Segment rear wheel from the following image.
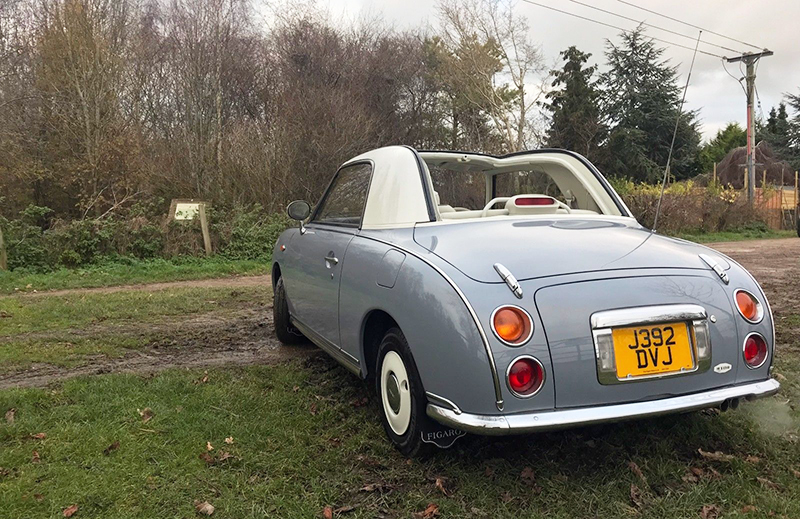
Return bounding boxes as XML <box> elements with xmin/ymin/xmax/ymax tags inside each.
<box><xmin>273</xmin><ymin>277</ymin><xmax>305</xmax><ymax>344</ymax></box>
<box><xmin>375</xmin><ymin>327</ymin><xmax>430</xmax><ymax>457</ymax></box>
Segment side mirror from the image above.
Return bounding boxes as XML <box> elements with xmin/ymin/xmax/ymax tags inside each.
<box><xmin>287</xmin><ymin>200</ymin><xmax>311</xmax><ymax>221</ymax></box>
<box><xmin>287</xmin><ymin>200</ymin><xmax>311</xmax><ymax>235</ymax></box>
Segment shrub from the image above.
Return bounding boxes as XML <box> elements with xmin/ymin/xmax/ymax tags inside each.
<box><xmin>1</xmin><ymin>203</ymin><xmax>291</xmax><ymax>272</ymax></box>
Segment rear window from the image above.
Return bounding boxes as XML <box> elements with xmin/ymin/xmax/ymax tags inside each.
<box><xmin>312</xmin><ymin>163</ymin><xmax>373</xmax><ymax>226</ymax></box>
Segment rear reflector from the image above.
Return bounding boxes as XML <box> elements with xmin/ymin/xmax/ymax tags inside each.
<box><xmin>743</xmin><ymin>333</ymin><xmax>768</xmax><ymax>369</ymax></box>
<box><xmin>507</xmin><ymin>356</ymin><xmax>544</xmax><ymax>397</ymax></box>
<box><xmin>515</xmin><ymin>196</ymin><xmax>556</xmax><ymax>206</ymax></box>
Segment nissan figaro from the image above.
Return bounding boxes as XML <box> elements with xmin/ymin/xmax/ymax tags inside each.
<box><xmin>271</xmin><ymin>145</ymin><xmax>780</xmax><ymax>455</ymax></box>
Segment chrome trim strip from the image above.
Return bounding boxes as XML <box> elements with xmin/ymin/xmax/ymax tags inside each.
<box><xmin>489</xmin><ymin>305</ymin><xmax>534</xmax><ymax>347</ymax></box>
<box><xmin>734</xmin><ymin>289</ymin><xmax>765</xmax><ymax>324</ymax></box>
<box><xmin>699</xmin><ymin>253</ymin><xmax>730</xmax><ymax>284</ymax></box>
<box><xmin>425</xmin><ymin>391</ymin><xmax>462</xmax><ymax>415</ymax></box>
<box><xmin>359</xmin><ymin>236</ymin><xmax>505</xmax><ymax>411</ymax></box>
<box><xmin>591</xmin><ymin>304</ymin><xmax>707</xmax><ymax>329</ymax></box>
<box><xmin>291</xmin><ymin>317</ymin><xmax>361</xmax><ymax>376</ymax></box>
<box><xmin>742</xmin><ymin>332</ymin><xmax>769</xmax><ymax>369</ymax></box>
<box><xmin>426</xmin><ymin>379</ymin><xmax>780</xmax><ymax>435</ymax></box>
<box><xmin>505</xmin><ymin>355</ymin><xmax>545</xmax><ymax>399</ymax></box>
<box><xmin>493</xmin><ymin>263</ymin><xmax>523</xmax><ymax>299</ymax></box>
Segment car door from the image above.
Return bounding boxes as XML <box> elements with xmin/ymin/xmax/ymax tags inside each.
<box><xmin>288</xmin><ymin>162</ymin><xmax>373</xmax><ymax>348</ymax></box>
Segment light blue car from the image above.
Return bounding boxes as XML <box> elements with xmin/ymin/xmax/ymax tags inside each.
<box><xmin>271</xmin><ymin>145</ymin><xmax>779</xmax><ymax>455</ymax></box>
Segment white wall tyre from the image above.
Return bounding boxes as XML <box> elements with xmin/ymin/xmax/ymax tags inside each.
<box><xmin>374</xmin><ymin>327</ymin><xmax>430</xmax><ymax>457</ymax></box>
<box><xmin>380</xmin><ymin>351</ymin><xmax>412</xmax><ymax>435</ymax></box>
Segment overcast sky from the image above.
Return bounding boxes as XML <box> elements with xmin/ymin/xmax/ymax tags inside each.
<box><xmin>320</xmin><ymin>0</ymin><xmax>800</xmax><ymax>142</ymax></box>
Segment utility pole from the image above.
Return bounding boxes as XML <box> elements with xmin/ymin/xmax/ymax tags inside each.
<box><xmin>726</xmin><ymin>50</ymin><xmax>773</xmax><ymax>204</ymax></box>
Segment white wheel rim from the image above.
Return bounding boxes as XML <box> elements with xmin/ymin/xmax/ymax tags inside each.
<box><xmin>380</xmin><ymin>351</ymin><xmax>411</xmax><ymax>436</ymax></box>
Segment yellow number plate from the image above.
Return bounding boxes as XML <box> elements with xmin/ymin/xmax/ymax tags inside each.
<box><xmin>611</xmin><ymin>323</ymin><xmax>694</xmax><ymax>379</ymax></box>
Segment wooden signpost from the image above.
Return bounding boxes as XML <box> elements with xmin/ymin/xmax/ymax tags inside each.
<box><xmin>0</xmin><ymin>225</ymin><xmax>7</xmax><ymax>271</ymax></box>
<box><xmin>169</xmin><ymin>199</ymin><xmax>212</xmax><ymax>256</ymax></box>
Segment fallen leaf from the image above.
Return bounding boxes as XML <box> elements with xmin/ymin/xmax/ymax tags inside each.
<box><xmin>741</xmin><ymin>505</ymin><xmax>758</xmax><ymax>513</ymax></box>
<box><xmin>630</xmin><ymin>483</ymin><xmax>644</xmax><ymax>509</ymax></box>
<box><xmin>31</xmin><ymin>432</ymin><xmax>47</xmax><ymax>440</ymax></box>
<box><xmin>138</xmin><ymin>408</ymin><xmax>154</xmax><ymax>424</ymax></box>
<box><xmin>698</xmin><ymin>448</ymin><xmax>734</xmax><ymax>462</ymax></box>
<box><xmin>700</xmin><ymin>504</ymin><xmax>721</xmax><ymax>519</ymax></box>
<box><xmin>293</xmin><ymin>386</ymin><xmax>300</xmax><ymax>392</ymax></box>
<box><xmin>333</xmin><ymin>505</ymin><xmax>355</xmax><ymax>514</ymax></box>
<box><xmin>757</xmin><ymin>477</ymin><xmax>782</xmax><ymax>491</ymax></box>
<box><xmin>195</xmin><ymin>501</ymin><xmax>215</xmax><ymax>515</ymax></box>
<box><xmin>197</xmin><ymin>371</ymin><xmax>209</xmax><ymax>384</ymax></box>
<box><xmin>217</xmin><ymin>451</ymin><xmax>233</xmax><ymax>462</ymax></box>
<box><xmin>224</xmin><ymin>436</ymin><xmax>234</xmax><ymax>444</ymax></box>
<box><xmin>352</xmin><ymin>397</ymin><xmax>368</xmax><ymax>407</ymax></box>
<box><xmin>413</xmin><ymin>503</ymin><xmax>439</xmax><ymax>519</ymax></box>
<box><xmin>682</xmin><ymin>471</ymin><xmax>699</xmax><ymax>483</ymax></box>
<box><xmin>206</xmin><ymin>441</ymin><xmax>214</xmax><ymax>451</ymax></box>
<box><xmin>520</xmin><ymin>466</ymin><xmax>536</xmax><ymax>486</ymax></box>
<box><xmin>34</xmin><ymin>493</ymin><xmax>44</xmax><ymax>502</ymax></box>
<box><xmin>310</xmin><ymin>402</ymin><xmax>318</xmax><ymax>416</ymax></box>
<box><xmin>435</xmin><ymin>477</ymin><xmax>450</xmax><ymax>497</ymax></box>
<box><xmin>584</xmin><ymin>439</ymin><xmax>596</xmax><ymax>448</ymax></box>
<box><xmin>484</xmin><ymin>466</ymin><xmax>495</xmax><ymax>478</ymax></box>
<box><xmin>500</xmin><ymin>491</ymin><xmax>513</xmax><ymax>503</ymax></box>
<box><xmin>629</xmin><ymin>461</ymin><xmax>647</xmax><ymax>484</ymax></box>
<box><xmin>4</xmin><ymin>408</ymin><xmax>15</xmax><ymax>424</ymax></box>
<box><xmin>774</xmin><ymin>372</ymin><xmax>786</xmax><ymax>382</ymax></box>
<box><xmin>322</xmin><ymin>506</ymin><xmax>333</xmax><ymax>519</ymax></box>
<box><xmin>745</xmin><ymin>455</ymin><xmax>761</xmax><ymax>464</ymax></box>
<box><xmin>103</xmin><ymin>441</ymin><xmax>120</xmax><ymax>455</ymax></box>
<box><xmin>199</xmin><ymin>452</ymin><xmax>215</xmax><ymax>465</ymax></box>
<box><xmin>792</xmin><ymin>469</ymin><xmax>800</xmax><ymax>479</ymax></box>
<box><xmin>62</xmin><ymin>504</ymin><xmax>78</xmax><ymax>517</ymax></box>
<box><xmin>360</xmin><ymin>483</ymin><xmax>382</xmax><ymax>492</ymax></box>
<box><xmin>32</xmin><ymin>450</ymin><xmax>41</xmax><ymax>463</ymax></box>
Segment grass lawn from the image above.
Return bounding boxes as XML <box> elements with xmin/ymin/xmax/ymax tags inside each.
<box><xmin>1</xmin><ymin>359</ymin><xmax>798</xmax><ymax>519</ymax></box>
<box><xmin>674</xmin><ymin>229</ymin><xmax>796</xmax><ymax>244</ymax></box>
<box><xmin>0</xmin><ymin>257</ymin><xmax>269</xmax><ymax>295</ymax></box>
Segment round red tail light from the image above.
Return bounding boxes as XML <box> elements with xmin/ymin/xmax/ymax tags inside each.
<box><xmin>507</xmin><ymin>357</ymin><xmax>544</xmax><ymax>397</ymax></box>
<box><xmin>743</xmin><ymin>333</ymin><xmax>768</xmax><ymax>369</ymax></box>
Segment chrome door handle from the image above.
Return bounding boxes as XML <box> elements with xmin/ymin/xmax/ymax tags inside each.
<box><xmin>324</xmin><ymin>255</ymin><xmax>339</xmax><ymax>265</ymax></box>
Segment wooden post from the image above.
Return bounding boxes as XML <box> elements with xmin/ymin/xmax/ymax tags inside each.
<box><xmin>0</xmin><ymin>225</ymin><xmax>7</xmax><ymax>271</ymax></box>
<box><xmin>198</xmin><ymin>203</ymin><xmax>212</xmax><ymax>257</ymax></box>
<box><xmin>796</xmin><ymin>171</ymin><xmax>799</xmax><ymax>196</ymax></box>
<box><xmin>762</xmin><ymin>169</ymin><xmax>767</xmax><ymax>188</ymax></box>
<box><xmin>712</xmin><ymin>162</ymin><xmax>717</xmax><ymax>184</ymax></box>
<box><xmin>744</xmin><ymin>168</ymin><xmax>748</xmax><ymax>191</ymax></box>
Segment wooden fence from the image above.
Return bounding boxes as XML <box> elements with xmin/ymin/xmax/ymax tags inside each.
<box><xmin>713</xmin><ymin>165</ymin><xmax>799</xmax><ymax>230</ymax></box>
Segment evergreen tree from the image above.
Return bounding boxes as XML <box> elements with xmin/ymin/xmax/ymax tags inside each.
<box><xmin>699</xmin><ymin>123</ymin><xmax>746</xmax><ymax>173</ymax></box>
<box><xmin>759</xmin><ymin>102</ymin><xmax>795</xmax><ymax>167</ymax></box>
<box><xmin>545</xmin><ymin>46</ymin><xmax>604</xmax><ymax>161</ymax></box>
<box><xmin>598</xmin><ymin>27</ymin><xmax>702</xmax><ymax>182</ymax></box>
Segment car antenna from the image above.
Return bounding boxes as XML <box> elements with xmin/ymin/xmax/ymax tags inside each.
<box><xmin>652</xmin><ymin>31</ymin><xmax>702</xmax><ymax>233</ymax></box>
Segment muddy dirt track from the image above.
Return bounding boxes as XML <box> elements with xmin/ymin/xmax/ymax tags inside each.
<box><xmin>2</xmin><ymin>237</ymin><xmax>799</xmax><ymax>389</ymax></box>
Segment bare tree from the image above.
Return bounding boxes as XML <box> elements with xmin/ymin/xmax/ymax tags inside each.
<box><xmin>437</xmin><ymin>0</ymin><xmax>545</xmax><ymax>152</ymax></box>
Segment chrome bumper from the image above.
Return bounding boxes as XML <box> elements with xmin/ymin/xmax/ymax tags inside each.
<box><xmin>426</xmin><ymin>379</ymin><xmax>780</xmax><ymax>436</ymax></box>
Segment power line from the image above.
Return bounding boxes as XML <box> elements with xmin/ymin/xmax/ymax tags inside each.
<box><xmin>520</xmin><ymin>0</ymin><xmax>724</xmax><ymax>58</ymax></box>
<box><xmin>614</xmin><ymin>0</ymin><xmax>764</xmax><ymax>52</ymax></box>
<box><xmin>564</xmin><ymin>0</ymin><xmax>742</xmax><ymax>54</ymax></box>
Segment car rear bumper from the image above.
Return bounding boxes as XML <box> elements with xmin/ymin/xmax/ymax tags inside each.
<box><xmin>426</xmin><ymin>378</ymin><xmax>780</xmax><ymax>436</ymax></box>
